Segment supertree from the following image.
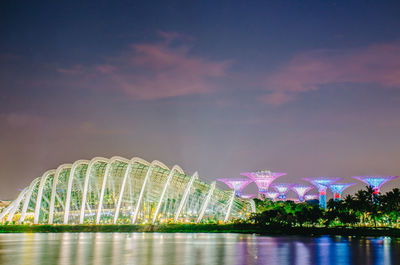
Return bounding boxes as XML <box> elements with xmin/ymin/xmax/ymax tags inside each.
<box><xmin>291</xmin><ymin>184</ymin><xmax>314</xmax><ymax>202</ymax></box>
<box><xmin>304</xmin><ymin>177</ymin><xmax>343</xmax><ymax>209</ymax></box>
<box><xmin>352</xmin><ymin>176</ymin><xmax>398</xmax><ymax>195</ymax></box>
<box><xmin>304</xmin><ymin>194</ymin><xmax>319</xmax><ymax>201</ymax></box>
<box><xmin>263</xmin><ymin>191</ymin><xmax>279</xmax><ymax>201</ymax></box>
<box><xmin>328</xmin><ymin>183</ymin><xmax>356</xmax><ymax>201</ymax></box>
<box><xmin>240</xmin><ymin>170</ymin><xmax>286</xmax><ymax>194</ymax></box>
<box><xmin>240</xmin><ymin>194</ymin><xmax>257</xmax><ymax>199</ymax></box>
<box><xmin>271</xmin><ymin>183</ymin><xmax>293</xmax><ymax>200</ymax></box>
<box><xmin>217</xmin><ymin>178</ymin><xmax>253</xmax><ymax>196</ymax></box>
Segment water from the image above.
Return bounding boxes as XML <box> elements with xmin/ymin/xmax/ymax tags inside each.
<box><xmin>0</xmin><ymin>233</ymin><xmax>399</xmax><ymax>265</ymax></box>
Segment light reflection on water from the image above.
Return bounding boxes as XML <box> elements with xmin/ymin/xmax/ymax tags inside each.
<box><xmin>0</xmin><ymin>233</ymin><xmax>399</xmax><ymax>265</ymax></box>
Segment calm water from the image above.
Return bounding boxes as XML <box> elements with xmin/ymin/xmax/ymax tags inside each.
<box><xmin>0</xmin><ymin>233</ymin><xmax>399</xmax><ymax>265</ymax></box>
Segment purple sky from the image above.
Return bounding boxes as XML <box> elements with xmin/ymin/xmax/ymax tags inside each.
<box><xmin>1</xmin><ymin>1</ymin><xmax>400</xmax><ymax>199</ymax></box>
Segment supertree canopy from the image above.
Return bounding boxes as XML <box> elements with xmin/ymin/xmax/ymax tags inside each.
<box><xmin>271</xmin><ymin>183</ymin><xmax>292</xmax><ymax>200</ymax></box>
<box><xmin>240</xmin><ymin>194</ymin><xmax>257</xmax><ymax>199</ymax></box>
<box><xmin>304</xmin><ymin>194</ymin><xmax>319</xmax><ymax>201</ymax></box>
<box><xmin>217</xmin><ymin>178</ymin><xmax>253</xmax><ymax>196</ymax></box>
<box><xmin>328</xmin><ymin>183</ymin><xmax>356</xmax><ymax>200</ymax></box>
<box><xmin>240</xmin><ymin>170</ymin><xmax>286</xmax><ymax>193</ymax></box>
<box><xmin>352</xmin><ymin>176</ymin><xmax>398</xmax><ymax>194</ymax></box>
<box><xmin>0</xmin><ymin>156</ymin><xmax>254</xmax><ymax>225</ymax></box>
<box><xmin>291</xmin><ymin>185</ymin><xmax>314</xmax><ymax>202</ymax></box>
<box><xmin>263</xmin><ymin>191</ymin><xmax>279</xmax><ymax>201</ymax></box>
<box><xmin>304</xmin><ymin>177</ymin><xmax>343</xmax><ymax>209</ymax></box>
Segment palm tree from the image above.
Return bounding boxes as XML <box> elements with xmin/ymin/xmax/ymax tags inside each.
<box><xmin>353</xmin><ymin>186</ymin><xmax>379</xmax><ymax>226</ymax></box>
<box><xmin>381</xmin><ymin>188</ymin><xmax>400</xmax><ymax>227</ymax></box>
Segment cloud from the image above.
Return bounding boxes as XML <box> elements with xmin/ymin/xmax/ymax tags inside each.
<box><xmin>157</xmin><ymin>31</ymin><xmax>181</xmax><ymax>42</ymax></box>
<box><xmin>1</xmin><ymin>113</ymin><xmax>46</xmax><ymax>128</ymax></box>
<box><xmin>56</xmin><ymin>65</ymin><xmax>85</xmax><ymax>75</ymax></box>
<box><xmin>57</xmin><ymin>32</ymin><xmax>230</xmax><ymax>101</ymax></box>
<box><xmin>262</xmin><ymin>42</ymin><xmax>400</xmax><ymax>105</ymax></box>
<box><xmin>113</xmin><ymin>43</ymin><xmax>229</xmax><ymax>100</ymax></box>
<box><xmin>258</xmin><ymin>91</ymin><xmax>295</xmax><ymax>106</ymax></box>
<box><xmin>78</xmin><ymin>121</ymin><xmax>129</xmax><ymax>135</ymax></box>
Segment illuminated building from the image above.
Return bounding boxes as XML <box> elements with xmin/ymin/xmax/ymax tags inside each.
<box><xmin>304</xmin><ymin>177</ymin><xmax>343</xmax><ymax>209</ymax></box>
<box><xmin>271</xmin><ymin>183</ymin><xmax>292</xmax><ymax>200</ymax></box>
<box><xmin>0</xmin><ymin>156</ymin><xmax>253</xmax><ymax>225</ymax></box>
<box><xmin>217</xmin><ymin>178</ymin><xmax>253</xmax><ymax>196</ymax></box>
<box><xmin>352</xmin><ymin>176</ymin><xmax>398</xmax><ymax>195</ymax></box>
<box><xmin>328</xmin><ymin>183</ymin><xmax>356</xmax><ymax>201</ymax></box>
<box><xmin>291</xmin><ymin>185</ymin><xmax>314</xmax><ymax>202</ymax></box>
<box><xmin>240</xmin><ymin>170</ymin><xmax>286</xmax><ymax>193</ymax></box>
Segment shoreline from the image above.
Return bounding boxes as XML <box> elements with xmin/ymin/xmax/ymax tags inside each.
<box><xmin>1</xmin><ymin>224</ymin><xmax>400</xmax><ymax>237</ymax></box>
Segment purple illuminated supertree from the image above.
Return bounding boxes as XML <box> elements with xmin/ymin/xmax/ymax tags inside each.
<box><xmin>352</xmin><ymin>176</ymin><xmax>398</xmax><ymax>195</ymax></box>
<box><xmin>304</xmin><ymin>177</ymin><xmax>343</xmax><ymax>209</ymax></box>
<box><xmin>263</xmin><ymin>191</ymin><xmax>279</xmax><ymax>201</ymax></box>
<box><xmin>240</xmin><ymin>170</ymin><xmax>286</xmax><ymax>193</ymax></box>
<box><xmin>304</xmin><ymin>194</ymin><xmax>319</xmax><ymax>201</ymax></box>
<box><xmin>291</xmin><ymin>185</ymin><xmax>314</xmax><ymax>202</ymax></box>
<box><xmin>240</xmin><ymin>194</ymin><xmax>257</xmax><ymax>199</ymax></box>
<box><xmin>328</xmin><ymin>183</ymin><xmax>356</xmax><ymax>201</ymax></box>
<box><xmin>271</xmin><ymin>183</ymin><xmax>293</xmax><ymax>200</ymax></box>
<box><xmin>217</xmin><ymin>178</ymin><xmax>253</xmax><ymax>196</ymax></box>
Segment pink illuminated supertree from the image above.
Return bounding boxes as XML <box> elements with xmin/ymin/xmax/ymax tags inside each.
<box><xmin>328</xmin><ymin>183</ymin><xmax>356</xmax><ymax>201</ymax></box>
<box><xmin>304</xmin><ymin>194</ymin><xmax>319</xmax><ymax>201</ymax></box>
<box><xmin>263</xmin><ymin>191</ymin><xmax>279</xmax><ymax>201</ymax></box>
<box><xmin>240</xmin><ymin>194</ymin><xmax>257</xmax><ymax>199</ymax></box>
<box><xmin>240</xmin><ymin>170</ymin><xmax>286</xmax><ymax>193</ymax></box>
<box><xmin>271</xmin><ymin>183</ymin><xmax>293</xmax><ymax>200</ymax></box>
<box><xmin>291</xmin><ymin>184</ymin><xmax>314</xmax><ymax>202</ymax></box>
<box><xmin>352</xmin><ymin>176</ymin><xmax>398</xmax><ymax>195</ymax></box>
<box><xmin>304</xmin><ymin>177</ymin><xmax>343</xmax><ymax>209</ymax></box>
<box><xmin>217</xmin><ymin>178</ymin><xmax>253</xmax><ymax>196</ymax></box>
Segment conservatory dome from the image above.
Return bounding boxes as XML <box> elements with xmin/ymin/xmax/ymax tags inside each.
<box><xmin>0</xmin><ymin>156</ymin><xmax>253</xmax><ymax>225</ymax></box>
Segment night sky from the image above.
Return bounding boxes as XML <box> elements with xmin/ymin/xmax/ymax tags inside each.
<box><xmin>1</xmin><ymin>0</ymin><xmax>400</xmax><ymax>199</ymax></box>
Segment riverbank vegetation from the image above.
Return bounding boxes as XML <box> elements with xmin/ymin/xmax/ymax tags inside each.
<box><xmin>1</xmin><ymin>223</ymin><xmax>400</xmax><ymax>237</ymax></box>
<box><xmin>250</xmin><ymin>186</ymin><xmax>400</xmax><ymax>229</ymax></box>
<box><xmin>1</xmin><ymin>186</ymin><xmax>400</xmax><ymax>237</ymax></box>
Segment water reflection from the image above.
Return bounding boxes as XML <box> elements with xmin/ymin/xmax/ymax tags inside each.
<box><xmin>0</xmin><ymin>233</ymin><xmax>399</xmax><ymax>265</ymax></box>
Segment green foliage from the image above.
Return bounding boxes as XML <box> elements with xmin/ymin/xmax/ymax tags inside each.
<box><xmin>250</xmin><ymin>200</ymin><xmax>322</xmax><ymax>227</ymax></box>
<box><xmin>249</xmin><ymin>186</ymin><xmax>400</xmax><ymax>229</ymax></box>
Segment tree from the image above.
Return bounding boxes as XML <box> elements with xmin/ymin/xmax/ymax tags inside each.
<box><xmin>380</xmin><ymin>188</ymin><xmax>400</xmax><ymax>227</ymax></box>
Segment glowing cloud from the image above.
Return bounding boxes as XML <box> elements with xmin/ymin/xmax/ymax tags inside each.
<box><xmin>262</xmin><ymin>42</ymin><xmax>400</xmax><ymax>105</ymax></box>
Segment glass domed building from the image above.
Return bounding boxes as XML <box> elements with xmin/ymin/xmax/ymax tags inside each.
<box><xmin>0</xmin><ymin>156</ymin><xmax>254</xmax><ymax>225</ymax></box>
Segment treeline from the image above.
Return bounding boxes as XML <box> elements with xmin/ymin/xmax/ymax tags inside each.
<box><xmin>249</xmin><ymin>186</ymin><xmax>400</xmax><ymax>228</ymax></box>
<box><xmin>0</xmin><ymin>224</ymin><xmax>259</xmax><ymax>234</ymax></box>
